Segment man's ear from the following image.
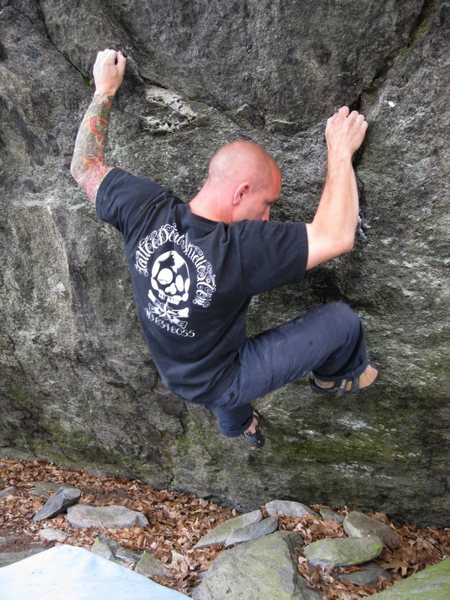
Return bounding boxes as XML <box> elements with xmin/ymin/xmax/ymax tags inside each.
<box><xmin>232</xmin><ymin>182</ymin><xmax>250</xmax><ymax>206</ymax></box>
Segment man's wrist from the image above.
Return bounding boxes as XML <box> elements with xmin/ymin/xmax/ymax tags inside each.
<box><xmin>94</xmin><ymin>90</ymin><xmax>115</xmax><ymax>99</ymax></box>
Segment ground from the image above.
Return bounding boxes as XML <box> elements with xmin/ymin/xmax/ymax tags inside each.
<box><xmin>0</xmin><ymin>458</ymin><xmax>448</xmax><ymax>598</ymax></box>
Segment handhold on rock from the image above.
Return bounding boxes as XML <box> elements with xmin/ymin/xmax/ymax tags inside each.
<box><xmin>33</xmin><ymin>487</ymin><xmax>81</xmax><ymax>522</ymax></box>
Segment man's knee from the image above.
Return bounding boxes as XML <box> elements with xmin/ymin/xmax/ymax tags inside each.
<box><xmin>326</xmin><ymin>301</ymin><xmax>362</xmax><ymax>337</ymax></box>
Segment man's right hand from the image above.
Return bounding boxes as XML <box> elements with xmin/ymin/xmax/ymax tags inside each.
<box><xmin>325</xmin><ymin>106</ymin><xmax>368</xmax><ymax>160</ymax></box>
<box><xmin>93</xmin><ymin>49</ymin><xmax>126</xmax><ymax>97</ymax></box>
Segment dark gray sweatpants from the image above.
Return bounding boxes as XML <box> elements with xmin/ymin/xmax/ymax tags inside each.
<box><xmin>206</xmin><ymin>302</ymin><xmax>369</xmax><ymax>437</ymax></box>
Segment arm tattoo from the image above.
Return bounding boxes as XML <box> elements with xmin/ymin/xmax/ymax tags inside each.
<box><xmin>71</xmin><ymin>93</ymin><xmax>114</xmax><ymax>203</ymax></box>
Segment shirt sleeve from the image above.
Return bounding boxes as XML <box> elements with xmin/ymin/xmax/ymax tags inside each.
<box><xmin>238</xmin><ymin>220</ymin><xmax>309</xmax><ymax>296</ymax></box>
<box><xmin>95</xmin><ymin>168</ymin><xmax>167</xmax><ymax>237</ymax></box>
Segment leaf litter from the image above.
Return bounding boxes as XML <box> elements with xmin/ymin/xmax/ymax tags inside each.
<box><xmin>0</xmin><ymin>458</ymin><xmax>448</xmax><ymax>598</ymax></box>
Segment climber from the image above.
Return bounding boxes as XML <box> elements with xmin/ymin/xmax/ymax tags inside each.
<box><xmin>71</xmin><ymin>49</ymin><xmax>379</xmax><ymax>449</ymax></box>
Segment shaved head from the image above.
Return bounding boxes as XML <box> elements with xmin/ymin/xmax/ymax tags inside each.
<box><xmin>190</xmin><ymin>139</ymin><xmax>282</xmax><ymax>223</ymax></box>
<box><xmin>207</xmin><ymin>140</ymin><xmax>278</xmax><ymax>191</ymax></box>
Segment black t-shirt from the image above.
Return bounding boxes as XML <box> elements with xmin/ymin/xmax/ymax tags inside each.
<box><xmin>96</xmin><ymin>168</ymin><xmax>309</xmax><ymax>403</ymax></box>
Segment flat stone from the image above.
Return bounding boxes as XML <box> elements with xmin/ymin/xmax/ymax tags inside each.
<box><xmin>91</xmin><ymin>538</ymin><xmax>115</xmax><ymax>561</ymax></box>
<box><xmin>225</xmin><ymin>517</ymin><xmax>279</xmax><ymax>547</ymax></box>
<box><xmin>265</xmin><ymin>500</ymin><xmax>317</xmax><ymax>517</ymax></box>
<box><xmin>0</xmin><ymin>548</ymin><xmax>47</xmax><ymax>568</ymax></box>
<box><xmin>193</xmin><ymin>531</ymin><xmax>319</xmax><ymax>600</ymax></box>
<box><xmin>39</xmin><ymin>528</ymin><xmax>69</xmax><ymax>543</ymax></box>
<box><xmin>194</xmin><ymin>510</ymin><xmax>262</xmax><ymax>549</ymax></box>
<box><xmin>370</xmin><ymin>558</ymin><xmax>450</xmax><ymax>599</ymax></box>
<box><xmin>339</xmin><ymin>562</ymin><xmax>392</xmax><ymax>587</ymax></box>
<box><xmin>33</xmin><ymin>486</ymin><xmax>81</xmax><ymax>521</ymax></box>
<box><xmin>344</xmin><ymin>511</ymin><xmax>401</xmax><ymax>549</ymax></box>
<box><xmin>0</xmin><ymin>486</ymin><xmax>16</xmax><ymax>500</ymax></box>
<box><xmin>135</xmin><ymin>551</ymin><xmax>172</xmax><ymax>579</ymax></box>
<box><xmin>304</xmin><ymin>535</ymin><xmax>383</xmax><ymax>568</ymax></box>
<box><xmin>30</xmin><ymin>482</ymin><xmax>67</xmax><ymax>497</ymax></box>
<box><xmin>92</xmin><ymin>534</ymin><xmax>141</xmax><ymax>565</ymax></box>
<box><xmin>0</xmin><ymin>536</ymin><xmax>20</xmax><ymax>547</ymax></box>
<box><xmin>66</xmin><ymin>504</ymin><xmax>149</xmax><ymax>529</ymax></box>
<box><xmin>319</xmin><ymin>508</ymin><xmax>345</xmax><ymax>524</ymax></box>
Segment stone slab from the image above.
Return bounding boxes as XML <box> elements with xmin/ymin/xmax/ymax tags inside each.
<box><xmin>344</xmin><ymin>511</ymin><xmax>401</xmax><ymax>549</ymax></box>
<box><xmin>225</xmin><ymin>516</ymin><xmax>278</xmax><ymax>547</ymax></box>
<box><xmin>265</xmin><ymin>500</ymin><xmax>317</xmax><ymax>518</ymax></box>
<box><xmin>66</xmin><ymin>504</ymin><xmax>149</xmax><ymax>529</ymax></box>
<box><xmin>304</xmin><ymin>535</ymin><xmax>383</xmax><ymax>568</ymax></box>
<box><xmin>194</xmin><ymin>510</ymin><xmax>262</xmax><ymax>548</ymax></box>
<box><xmin>33</xmin><ymin>486</ymin><xmax>81</xmax><ymax>521</ymax></box>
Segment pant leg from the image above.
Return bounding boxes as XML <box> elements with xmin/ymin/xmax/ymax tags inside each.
<box><xmin>209</xmin><ymin>302</ymin><xmax>369</xmax><ymax>437</ymax></box>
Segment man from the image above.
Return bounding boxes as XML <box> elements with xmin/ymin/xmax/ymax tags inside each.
<box><xmin>71</xmin><ymin>49</ymin><xmax>379</xmax><ymax>448</ymax></box>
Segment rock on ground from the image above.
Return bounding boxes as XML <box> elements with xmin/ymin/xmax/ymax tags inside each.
<box><xmin>33</xmin><ymin>486</ymin><xmax>81</xmax><ymax>521</ymax></box>
<box><xmin>135</xmin><ymin>551</ymin><xmax>172</xmax><ymax>579</ymax></box>
<box><xmin>66</xmin><ymin>504</ymin><xmax>149</xmax><ymax>528</ymax></box>
<box><xmin>192</xmin><ymin>531</ymin><xmax>319</xmax><ymax>600</ymax></box>
<box><xmin>225</xmin><ymin>516</ymin><xmax>278</xmax><ymax>547</ymax></box>
<box><xmin>370</xmin><ymin>558</ymin><xmax>450</xmax><ymax>599</ymax></box>
<box><xmin>304</xmin><ymin>535</ymin><xmax>383</xmax><ymax>568</ymax></box>
<box><xmin>194</xmin><ymin>510</ymin><xmax>262</xmax><ymax>548</ymax></box>
<box><xmin>265</xmin><ymin>500</ymin><xmax>317</xmax><ymax>518</ymax></box>
<box><xmin>343</xmin><ymin>511</ymin><xmax>401</xmax><ymax>549</ymax></box>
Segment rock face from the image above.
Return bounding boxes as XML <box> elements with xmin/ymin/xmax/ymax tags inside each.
<box><xmin>0</xmin><ymin>1</ymin><xmax>448</xmax><ymax>526</ymax></box>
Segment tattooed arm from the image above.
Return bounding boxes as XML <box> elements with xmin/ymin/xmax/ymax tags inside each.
<box><xmin>71</xmin><ymin>49</ymin><xmax>126</xmax><ymax>203</ymax></box>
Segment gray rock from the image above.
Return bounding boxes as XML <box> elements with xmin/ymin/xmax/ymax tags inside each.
<box><xmin>0</xmin><ymin>0</ymin><xmax>447</xmax><ymax>528</ymax></box>
<box><xmin>225</xmin><ymin>516</ymin><xmax>279</xmax><ymax>547</ymax></box>
<box><xmin>39</xmin><ymin>528</ymin><xmax>69</xmax><ymax>543</ymax></box>
<box><xmin>344</xmin><ymin>511</ymin><xmax>401</xmax><ymax>549</ymax></box>
<box><xmin>193</xmin><ymin>531</ymin><xmax>319</xmax><ymax>600</ymax></box>
<box><xmin>91</xmin><ymin>538</ymin><xmax>116</xmax><ymax>561</ymax></box>
<box><xmin>0</xmin><ymin>486</ymin><xmax>16</xmax><ymax>500</ymax></box>
<box><xmin>66</xmin><ymin>504</ymin><xmax>149</xmax><ymax>529</ymax></box>
<box><xmin>92</xmin><ymin>534</ymin><xmax>141</xmax><ymax>565</ymax></box>
<box><xmin>135</xmin><ymin>551</ymin><xmax>172</xmax><ymax>579</ymax></box>
<box><xmin>319</xmin><ymin>509</ymin><xmax>345</xmax><ymax>524</ymax></box>
<box><xmin>339</xmin><ymin>562</ymin><xmax>392</xmax><ymax>587</ymax></box>
<box><xmin>370</xmin><ymin>558</ymin><xmax>450</xmax><ymax>599</ymax></box>
<box><xmin>0</xmin><ymin>548</ymin><xmax>47</xmax><ymax>568</ymax></box>
<box><xmin>265</xmin><ymin>500</ymin><xmax>317</xmax><ymax>518</ymax></box>
<box><xmin>30</xmin><ymin>482</ymin><xmax>67</xmax><ymax>497</ymax></box>
<box><xmin>304</xmin><ymin>535</ymin><xmax>383</xmax><ymax>568</ymax></box>
<box><xmin>33</xmin><ymin>486</ymin><xmax>81</xmax><ymax>521</ymax></box>
<box><xmin>194</xmin><ymin>510</ymin><xmax>262</xmax><ymax>549</ymax></box>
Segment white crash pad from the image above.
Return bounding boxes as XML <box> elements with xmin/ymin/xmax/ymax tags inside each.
<box><xmin>0</xmin><ymin>544</ymin><xmax>189</xmax><ymax>600</ymax></box>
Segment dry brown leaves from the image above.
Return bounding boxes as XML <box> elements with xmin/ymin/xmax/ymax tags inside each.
<box><xmin>0</xmin><ymin>458</ymin><xmax>448</xmax><ymax>598</ymax></box>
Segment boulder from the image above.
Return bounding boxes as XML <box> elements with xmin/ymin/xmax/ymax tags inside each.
<box><xmin>66</xmin><ymin>504</ymin><xmax>148</xmax><ymax>528</ymax></box>
<box><xmin>304</xmin><ymin>535</ymin><xmax>383</xmax><ymax>568</ymax></box>
<box><xmin>0</xmin><ymin>0</ymin><xmax>447</xmax><ymax>527</ymax></box>
<box><xmin>343</xmin><ymin>511</ymin><xmax>401</xmax><ymax>549</ymax></box>
<box><xmin>193</xmin><ymin>531</ymin><xmax>319</xmax><ymax>600</ymax></box>
<box><xmin>370</xmin><ymin>558</ymin><xmax>450</xmax><ymax>599</ymax></box>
